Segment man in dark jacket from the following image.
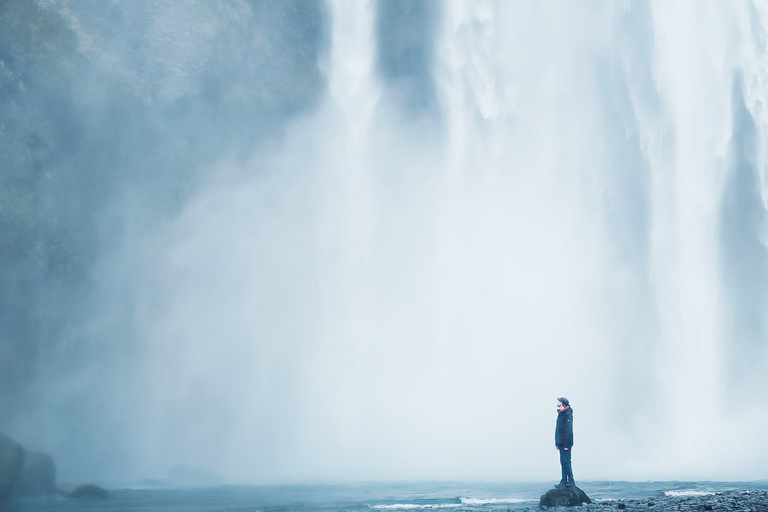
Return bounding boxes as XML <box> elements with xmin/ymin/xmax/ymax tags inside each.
<box><xmin>554</xmin><ymin>397</ymin><xmax>574</xmax><ymax>488</ymax></box>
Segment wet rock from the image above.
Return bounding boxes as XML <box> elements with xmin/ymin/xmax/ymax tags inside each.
<box><xmin>15</xmin><ymin>451</ymin><xmax>55</xmax><ymax>496</ymax></box>
<box><xmin>540</xmin><ymin>486</ymin><xmax>593</xmax><ymax>507</ymax></box>
<box><xmin>0</xmin><ymin>434</ymin><xmax>23</xmax><ymax>501</ymax></box>
<box><xmin>517</xmin><ymin>490</ymin><xmax>768</xmax><ymax>512</ymax></box>
<box><xmin>67</xmin><ymin>484</ymin><xmax>110</xmax><ymax>499</ymax></box>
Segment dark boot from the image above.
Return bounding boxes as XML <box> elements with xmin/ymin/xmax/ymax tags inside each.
<box><xmin>565</xmin><ymin>480</ymin><xmax>575</xmax><ymax>487</ymax></box>
<box><xmin>555</xmin><ymin>481</ymin><xmax>566</xmax><ymax>489</ymax></box>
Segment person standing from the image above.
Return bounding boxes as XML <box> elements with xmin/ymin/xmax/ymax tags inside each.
<box><xmin>554</xmin><ymin>397</ymin><xmax>574</xmax><ymax>488</ymax></box>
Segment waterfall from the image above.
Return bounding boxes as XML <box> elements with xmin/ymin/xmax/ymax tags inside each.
<box><xmin>437</xmin><ymin>1</ymin><xmax>768</xmax><ymax>478</ymax></box>
<box><xmin>120</xmin><ymin>0</ymin><xmax>768</xmax><ymax>482</ymax></box>
<box><xmin>5</xmin><ymin>0</ymin><xmax>768</xmax><ymax>484</ymax></box>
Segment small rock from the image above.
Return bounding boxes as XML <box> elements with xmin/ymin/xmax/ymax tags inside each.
<box><xmin>67</xmin><ymin>484</ymin><xmax>109</xmax><ymax>499</ymax></box>
<box><xmin>540</xmin><ymin>486</ymin><xmax>592</xmax><ymax>507</ymax></box>
<box><xmin>618</xmin><ymin>504</ymin><xmax>626</xmax><ymax>510</ymax></box>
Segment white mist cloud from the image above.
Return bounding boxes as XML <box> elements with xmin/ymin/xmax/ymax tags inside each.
<box><xmin>103</xmin><ymin>1</ymin><xmax>621</xmax><ymax>483</ymax></box>
<box><xmin>28</xmin><ymin>0</ymin><xmax>768</xmax><ymax>484</ymax></box>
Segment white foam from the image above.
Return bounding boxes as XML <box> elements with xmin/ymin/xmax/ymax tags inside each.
<box><xmin>460</xmin><ymin>497</ymin><xmax>528</xmax><ymax>505</ymax></box>
<box><xmin>664</xmin><ymin>491</ymin><xmax>714</xmax><ymax>497</ymax></box>
<box><xmin>369</xmin><ymin>505</ymin><xmax>462</xmax><ymax>510</ymax></box>
<box><xmin>369</xmin><ymin>497</ymin><xmax>532</xmax><ymax>509</ymax></box>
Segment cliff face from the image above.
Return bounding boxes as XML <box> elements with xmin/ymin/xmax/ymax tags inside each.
<box><xmin>0</xmin><ymin>0</ymin><xmax>328</xmax><ymax>406</ymax></box>
<box><xmin>0</xmin><ymin>434</ymin><xmax>23</xmax><ymax>501</ymax></box>
<box><xmin>0</xmin><ymin>434</ymin><xmax>57</xmax><ymax>501</ymax></box>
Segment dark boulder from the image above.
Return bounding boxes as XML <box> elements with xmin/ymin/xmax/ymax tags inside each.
<box><xmin>540</xmin><ymin>486</ymin><xmax>592</xmax><ymax>507</ymax></box>
<box><xmin>67</xmin><ymin>484</ymin><xmax>110</xmax><ymax>499</ymax></box>
<box><xmin>0</xmin><ymin>434</ymin><xmax>23</xmax><ymax>501</ymax></box>
<box><xmin>15</xmin><ymin>451</ymin><xmax>56</xmax><ymax>496</ymax></box>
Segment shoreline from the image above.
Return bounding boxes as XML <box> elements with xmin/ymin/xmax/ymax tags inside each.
<box><xmin>3</xmin><ymin>481</ymin><xmax>767</xmax><ymax>511</ymax></box>
<box><xmin>531</xmin><ymin>489</ymin><xmax>768</xmax><ymax>511</ymax></box>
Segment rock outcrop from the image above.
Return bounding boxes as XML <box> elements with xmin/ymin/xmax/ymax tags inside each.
<box><xmin>15</xmin><ymin>451</ymin><xmax>56</xmax><ymax>496</ymax></box>
<box><xmin>0</xmin><ymin>434</ymin><xmax>24</xmax><ymax>500</ymax></box>
<box><xmin>540</xmin><ymin>485</ymin><xmax>593</xmax><ymax>507</ymax></box>
<box><xmin>67</xmin><ymin>484</ymin><xmax>110</xmax><ymax>499</ymax></box>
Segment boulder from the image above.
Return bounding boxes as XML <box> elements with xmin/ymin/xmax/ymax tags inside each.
<box><xmin>540</xmin><ymin>486</ymin><xmax>592</xmax><ymax>507</ymax></box>
<box><xmin>0</xmin><ymin>434</ymin><xmax>23</xmax><ymax>500</ymax></box>
<box><xmin>15</xmin><ymin>451</ymin><xmax>56</xmax><ymax>496</ymax></box>
<box><xmin>67</xmin><ymin>484</ymin><xmax>110</xmax><ymax>499</ymax></box>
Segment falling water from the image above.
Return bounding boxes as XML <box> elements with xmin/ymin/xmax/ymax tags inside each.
<box><xmin>4</xmin><ymin>0</ymin><xmax>768</xmax><ymax>485</ymax></box>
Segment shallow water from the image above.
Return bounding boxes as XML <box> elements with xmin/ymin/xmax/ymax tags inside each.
<box><xmin>7</xmin><ymin>481</ymin><xmax>768</xmax><ymax>512</ymax></box>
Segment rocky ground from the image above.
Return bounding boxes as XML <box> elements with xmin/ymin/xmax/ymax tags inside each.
<box><xmin>533</xmin><ymin>490</ymin><xmax>768</xmax><ymax>511</ymax></box>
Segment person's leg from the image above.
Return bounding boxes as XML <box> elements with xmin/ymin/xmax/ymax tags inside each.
<box><xmin>557</xmin><ymin>449</ymin><xmax>567</xmax><ymax>487</ymax></box>
<box><xmin>563</xmin><ymin>448</ymin><xmax>574</xmax><ymax>485</ymax></box>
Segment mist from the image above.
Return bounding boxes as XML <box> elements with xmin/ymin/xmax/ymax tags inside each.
<box><xmin>2</xmin><ymin>0</ymin><xmax>768</xmax><ymax>485</ymax></box>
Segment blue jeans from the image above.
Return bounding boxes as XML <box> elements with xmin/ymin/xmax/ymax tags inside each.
<box><xmin>559</xmin><ymin>447</ymin><xmax>574</xmax><ymax>483</ymax></box>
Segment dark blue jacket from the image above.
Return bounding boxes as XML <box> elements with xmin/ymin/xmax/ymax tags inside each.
<box><xmin>555</xmin><ymin>407</ymin><xmax>573</xmax><ymax>448</ymax></box>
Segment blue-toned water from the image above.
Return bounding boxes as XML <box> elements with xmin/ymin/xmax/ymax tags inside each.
<box><xmin>8</xmin><ymin>481</ymin><xmax>768</xmax><ymax>512</ymax></box>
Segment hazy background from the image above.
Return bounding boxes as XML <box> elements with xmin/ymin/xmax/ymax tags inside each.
<box><xmin>1</xmin><ymin>0</ymin><xmax>768</xmax><ymax>485</ymax></box>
